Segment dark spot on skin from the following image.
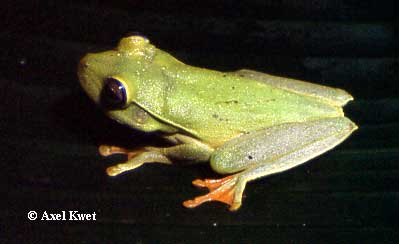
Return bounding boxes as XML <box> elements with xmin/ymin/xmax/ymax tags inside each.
<box><xmin>215</xmin><ymin>100</ymin><xmax>239</xmax><ymax>105</ymax></box>
<box><xmin>224</xmin><ymin>100</ymin><xmax>238</xmax><ymax>105</ymax></box>
<box><xmin>212</xmin><ymin>114</ymin><xmax>230</xmax><ymax>122</ymax></box>
<box><xmin>247</xmin><ymin>155</ymin><xmax>253</xmax><ymax>160</ymax></box>
<box><xmin>223</xmin><ymin>74</ymin><xmax>227</xmax><ymax>77</ymax></box>
<box><xmin>239</xmin><ymin>74</ymin><xmax>244</xmax><ymax>77</ymax></box>
<box><xmin>231</xmin><ymin>86</ymin><xmax>235</xmax><ymax>90</ymax></box>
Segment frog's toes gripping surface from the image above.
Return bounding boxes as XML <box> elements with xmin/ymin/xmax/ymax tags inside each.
<box><xmin>99</xmin><ymin>145</ymin><xmax>143</xmax><ymax>159</ymax></box>
<box><xmin>183</xmin><ymin>174</ymin><xmax>246</xmax><ymax>211</ymax></box>
<box><xmin>99</xmin><ymin>145</ymin><xmax>143</xmax><ymax>176</ymax></box>
<box><xmin>98</xmin><ymin>145</ymin><xmax>171</xmax><ymax>176</ymax></box>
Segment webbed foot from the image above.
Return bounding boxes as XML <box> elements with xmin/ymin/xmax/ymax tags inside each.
<box><xmin>183</xmin><ymin>175</ymin><xmax>246</xmax><ymax>211</ymax></box>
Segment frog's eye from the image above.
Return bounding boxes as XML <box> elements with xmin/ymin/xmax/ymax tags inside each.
<box><xmin>101</xmin><ymin>77</ymin><xmax>127</xmax><ymax>108</ymax></box>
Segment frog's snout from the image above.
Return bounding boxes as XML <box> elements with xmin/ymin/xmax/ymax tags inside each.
<box><xmin>79</xmin><ymin>58</ymin><xmax>89</xmax><ymax>71</ymax></box>
<box><xmin>78</xmin><ymin>54</ymin><xmax>91</xmax><ymax>74</ymax></box>
<box><xmin>78</xmin><ymin>54</ymin><xmax>102</xmax><ymax>104</ymax></box>
<box><xmin>78</xmin><ymin>53</ymin><xmax>99</xmax><ymax>86</ymax></box>
<box><xmin>78</xmin><ymin>55</ymin><xmax>90</xmax><ymax>86</ymax></box>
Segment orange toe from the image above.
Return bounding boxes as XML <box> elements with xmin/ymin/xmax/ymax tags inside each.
<box><xmin>99</xmin><ymin>145</ymin><xmax>144</xmax><ymax>159</ymax></box>
<box><xmin>182</xmin><ymin>186</ymin><xmax>234</xmax><ymax>208</ymax></box>
<box><xmin>183</xmin><ymin>175</ymin><xmax>236</xmax><ymax>209</ymax></box>
<box><xmin>98</xmin><ymin>145</ymin><xmax>128</xmax><ymax>156</ymax></box>
<box><xmin>192</xmin><ymin>175</ymin><xmax>234</xmax><ymax>191</ymax></box>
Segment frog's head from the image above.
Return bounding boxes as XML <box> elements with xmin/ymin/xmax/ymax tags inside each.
<box><xmin>78</xmin><ymin>35</ymin><xmax>156</xmax><ymax>109</ymax></box>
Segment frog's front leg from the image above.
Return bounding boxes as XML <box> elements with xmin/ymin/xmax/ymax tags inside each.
<box><xmin>100</xmin><ymin>134</ymin><xmax>214</xmax><ymax>176</ymax></box>
<box><xmin>183</xmin><ymin>117</ymin><xmax>357</xmax><ymax>211</ymax></box>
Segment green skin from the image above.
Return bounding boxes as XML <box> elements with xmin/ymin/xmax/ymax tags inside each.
<box><xmin>78</xmin><ymin>36</ymin><xmax>357</xmax><ymax>211</ymax></box>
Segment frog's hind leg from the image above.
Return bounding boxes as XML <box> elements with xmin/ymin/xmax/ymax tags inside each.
<box><xmin>99</xmin><ymin>134</ymin><xmax>214</xmax><ymax>176</ymax></box>
<box><xmin>232</xmin><ymin>69</ymin><xmax>353</xmax><ymax>106</ymax></box>
<box><xmin>183</xmin><ymin>117</ymin><xmax>357</xmax><ymax>211</ymax></box>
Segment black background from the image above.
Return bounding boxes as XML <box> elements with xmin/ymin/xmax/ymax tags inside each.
<box><xmin>2</xmin><ymin>0</ymin><xmax>399</xmax><ymax>242</ymax></box>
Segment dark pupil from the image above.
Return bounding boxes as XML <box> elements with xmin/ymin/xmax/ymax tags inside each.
<box><xmin>102</xmin><ymin>78</ymin><xmax>126</xmax><ymax>108</ymax></box>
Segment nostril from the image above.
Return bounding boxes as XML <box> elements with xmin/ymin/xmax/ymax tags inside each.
<box><xmin>79</xmin><ymin>54</ymin><xmax>92</xmax><ymax>69</ymax></box>
<box><xmin>79</xmin><ymin>58</ymin><xmax>89</xmax><ymax>69</ymax></box>
<box><xmin>78</xmin><ymin>58</ymin><xmax>90</xmax><ymax>76</ymax></box>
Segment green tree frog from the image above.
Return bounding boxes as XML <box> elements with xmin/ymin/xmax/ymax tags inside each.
<box><xmin>78</xmin><ymin>35</ymin><xmax>357</xmax><ymax>211</ymax></box>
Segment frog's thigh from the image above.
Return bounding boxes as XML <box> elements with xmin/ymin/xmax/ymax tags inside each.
<box><xmin>210</xmin><ymin>117</ymin><xmax>357</xmax><ymax>175</ymax></box>
<box><xmin>155</xmin><ymin>137</ymin><xmax>214</xmax><ymax>163</ymax></box>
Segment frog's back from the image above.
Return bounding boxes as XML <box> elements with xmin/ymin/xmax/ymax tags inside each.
<box><xmin>161</xmin><ymin>66</ymin><xmax>344</xmax><ymax>146</ymax></box>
